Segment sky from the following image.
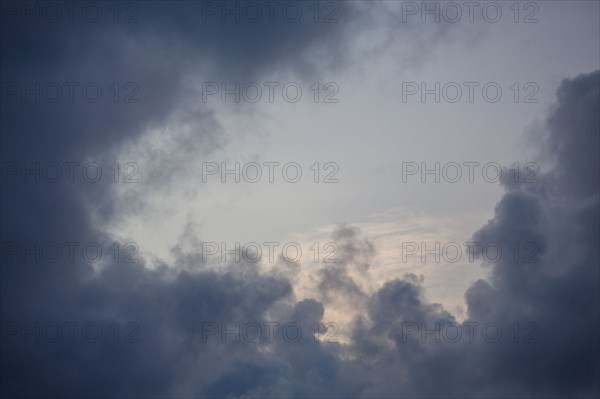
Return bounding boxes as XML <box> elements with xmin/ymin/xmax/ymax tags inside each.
<box><xmin>0</xmin><ymin>1</ymin><xmax>599</xmax><ymax>398</ymax></box>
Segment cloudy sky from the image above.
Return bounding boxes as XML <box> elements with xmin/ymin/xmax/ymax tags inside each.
<box><xmin>1</xmin><ymin>1</ymin><xmax>599</xmax><ymax>397</ymax></box>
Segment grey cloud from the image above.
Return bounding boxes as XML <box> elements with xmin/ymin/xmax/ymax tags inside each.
<box><xmin>1</xmin><ymin>0</ymin><xmax>597</xmax><ymax>397</ymax></box>
<box><xmin>342</xmin><ymin>70</ymin><xmax>599</xmax><ymax>398</ymax></box>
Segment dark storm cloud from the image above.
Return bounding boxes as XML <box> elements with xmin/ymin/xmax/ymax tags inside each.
<box><xmin>338</xmin><ymin>70</ymin><xmax>599</xmax><ymax>398</ymax></box>
<box><xmin>1</xmin><ymin>260</ymin><xmax>294</xmax><ymax>397</ymax></box>
<box><xmin>1</xmin><ymin>0</ymin><xmax>598</xmax><ymax>397</ymax></box>
<box><xmin>0</xmin><ymin>2</ymin><xmax>374</xmax><ymax>396</ymax></box>
<box><xmin>462</xmin><ymin>70</ymin><xmax>599</xmax><ymax>396</ymax></box>
<box><xmin>0</xmin><ymin>0</ymin><xmax>364</xmax><ymax>172</ymax></box>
